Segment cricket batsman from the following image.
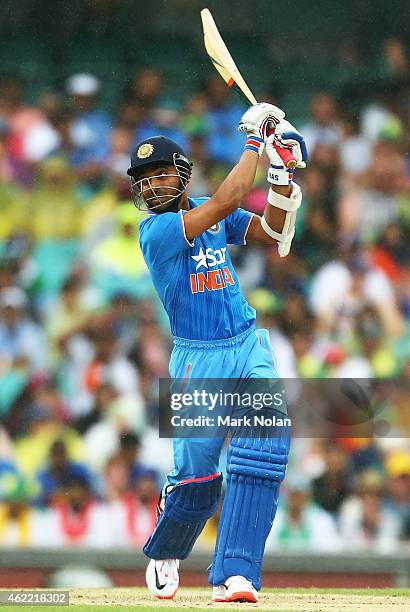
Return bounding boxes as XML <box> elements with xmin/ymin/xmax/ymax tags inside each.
<box><xmin>126</xmin><ymin>102</ymin><xmax>308</xmax><ymax>603</ymax></box>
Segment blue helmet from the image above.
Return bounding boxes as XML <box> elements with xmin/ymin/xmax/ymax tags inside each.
<box><xmin>127</xmin><ymin>136</ymin><xmax>192</xmax><ymax>211</ymax></box>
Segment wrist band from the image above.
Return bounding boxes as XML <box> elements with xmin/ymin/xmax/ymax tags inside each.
<box><xmin>244</xmin><ymin>135</ymin><xmax>265</xmax><ymax>157</ymax></box>
<box><xmin>267</xmin><ymin>164</ymin><xmax>294</xmax><ymax>185</ymax></box>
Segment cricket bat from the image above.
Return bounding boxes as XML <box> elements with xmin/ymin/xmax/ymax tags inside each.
<box><xmin>200</xmin><ymin>8</ymin><xmax>297</xmax><ymax>169</ymax></box>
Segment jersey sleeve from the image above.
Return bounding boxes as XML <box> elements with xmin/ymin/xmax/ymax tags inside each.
<box><xmin>139</xmin><ymin>210</ymin><xmax>194</xmax><ymax>266</ymax></box>
<box><xmin>225</xmin><ymin>207</ymin><xmax>254</xmax><ymax>245</ymax></box>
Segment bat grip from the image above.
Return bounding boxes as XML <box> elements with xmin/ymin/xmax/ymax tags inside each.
<box><xmin>266</xmin><ymin>122</ymin><xmax>297</xmax><ymax>169</ymax></box>
<box><xmin>273</xmin><ymin>142</ymin><xmax>297</xmax><ymax>169</ymax></box>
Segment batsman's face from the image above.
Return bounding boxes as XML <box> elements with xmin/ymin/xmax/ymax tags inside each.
<box><xmin>138</xmin><ymin>164</ymin><xmax>181</xmax><ymax>212</ymax></box>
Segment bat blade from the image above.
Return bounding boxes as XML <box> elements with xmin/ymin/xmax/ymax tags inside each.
<box><xmin>201</xmin><ymin>8</ymin><xmax>257</xmax><ymax>106</ymax></box>
<box><xmin>200</xmin><ymin>8</ymin><xmax>297</xmax><ymax>169</ymax></box>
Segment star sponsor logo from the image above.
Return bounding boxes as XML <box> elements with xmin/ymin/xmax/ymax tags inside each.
<box><xmin>191</xmin><ymin>247</ymin><xmax>226</xmax><ymax>270</ymax></box>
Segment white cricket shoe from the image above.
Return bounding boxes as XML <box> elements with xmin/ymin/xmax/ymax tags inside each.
<box><xmin>212</xmin><ymin>575</ymin><xmax>258</xmax><ymax>603</ymax></box>
<box><xmin>146</xmin><ymin>559</ymin><xmax>179</xmax><ymax>599</ymax></box>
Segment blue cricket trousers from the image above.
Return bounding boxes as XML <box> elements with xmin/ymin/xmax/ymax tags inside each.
<box><xmin>165</xmin><ymin>325</ymin><xmax>280</xmax><ymax>487</ymax></box>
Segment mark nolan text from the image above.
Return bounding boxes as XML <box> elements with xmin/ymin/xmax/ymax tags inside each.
<box><xmin>171</xmin><ymin>414</ymin><xmax>291</xmax><ymax>427</ymax></box>
<box><xmin>217</xmin><ymin>415</ymin><xmax>291</xmax><ymax>427</ymax></box>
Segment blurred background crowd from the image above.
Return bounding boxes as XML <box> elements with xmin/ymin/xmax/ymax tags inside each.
<box><xmin>0</xmin><ymin>0</ymin><xmax>409</xmax><ymax>554</ymax></box>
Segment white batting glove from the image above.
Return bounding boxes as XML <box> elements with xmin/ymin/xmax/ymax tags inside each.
<box><xmin>239</xmin><ymin>102</ymin><xmax>286</xmax><ymax>156</ymax></box>
<box><xmin>265</xmin><ymin>120</ymin><xmax>308</xmax><ymax>185</ymax></box>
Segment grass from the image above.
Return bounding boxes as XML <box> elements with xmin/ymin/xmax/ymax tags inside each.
<box><xmin>0</xmin><ymin>609</ymin><xmax>301</xmax><ymax>612</ymax></box>
<box><xmin>1</xmin><ymin>587</ymin><xmax>409</xmax><ymax>611</ymax></box>
<box><xmin>0</xmin><ymin>608</ymin><xmax>203</xmax><ymax>612</ymax></box>
<box><xmin>265</xmin><ymin>587</ymin><xmax>410</xmax><ymax>595</ymax></box>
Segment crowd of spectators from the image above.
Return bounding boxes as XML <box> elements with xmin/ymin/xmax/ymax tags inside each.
<box><xmin>0</xmin><ymin>35</ymin><xmax>409</xmax><ymax>552</ymax></box>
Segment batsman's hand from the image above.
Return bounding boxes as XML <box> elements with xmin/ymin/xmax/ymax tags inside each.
<box><xmin>265</xmin><ymin>119</ymin><xmax>308</xmax><ymax>185</ymax></box>
<box><xmin>239</xmin><ymin>102</ymin><xmax>285</xmax><ymax>140</ymax></box>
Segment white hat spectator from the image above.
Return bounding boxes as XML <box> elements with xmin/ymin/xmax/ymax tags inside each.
<box><xmin>0</xmin><ymin>287</ymin><xmax>27</xmax><ymax>309</ymax></box>
<box><xmin>66</xmin><ymin>73</ymin><xmax>100</xmax><ymax>96</ymax></box>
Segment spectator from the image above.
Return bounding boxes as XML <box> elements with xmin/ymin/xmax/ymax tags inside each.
<box><xmin>14</xmin><ymin>388</ymin><xmax>84</xmax><ymax>478</ymax></box>
<box><xmin>103</xmin><ymin>454</ymin><xmax>130</xmax><ymax>502</ymax></box>
<box><xmin>181</xmin><ymin>92</ymin><xmax>210</xmax><ymax>138</ymax></box>
<box><xmin>106</xmin><ymin>293</ymin><xmax>139</xmax><ymax>354</ymax></box>
<box><xmin>338</xmin><ymin>110</ymin><xmax>373</xmax><ymax>177</ymax></box>
<box><xmin>301</xmin><ymin>92</ymin><xmax>341</xmax><ymax>153</ymax></box>
<box><xmin>81</xmin><ymin>392</ymin><xmax>146</xmax><ymax>474</ymax></box>
<box><xmin>36</xmin><ymin>439</ymin><xmax>93</xmax><ymax>506</ymax></box>
<box><xmin>107</xmin><ymin>126</ymin><xmax>134</xmax><ymax>176</ymax></box>
<box><xmin>350</xmin><ymin>440</ymin><xmax>385</xmax><ymax>475</ymax></box>
<box><xmin>118</xmin><ymin>432</ymin><xmax>158</xmax><ymax>487</ymax></box>
<box><xmin>48</xmin><ymin>475</ymin><xmax>109</xmax><ymax>548</ymax></box>
<box><xmin>66</xmin><ymin>73</ymin><xmax>112</xmax><ymax>183</ymax></box>
<box><xmin>309</xmin><ymin>246</ymin><xmax>405</xmax><ymax>339</ymax></box>
<box><xmin>312</xmin><ymin>442</ymin><xmax>350</xmax><ymax>515</ymax></box>
<box><xmin>380</xmin><ymin>38</ymin><xmax>408</xmax><ymax>78</ymax></box>
<box><xmin>74</xmin><ymin>382</ymin><xmax>117</xmax><ymax>435</ymax></box>
<box><xmin>385</xmin><ymin>450</ymin><xmax>410</xmax><ymax>541</ymax></box>
<box><xmin>22</xmin><ymin>91</ymin><xmax>63</xmax><ymax>164</ymax></box>
<box><xmin>266</xmin><ymin>474</ymin><xmax>341</xmax><ymax>552</ymax></box>
<box><xmin>204</xmin><ymin>76</ymin><xmax>244</xmax><ymax>166</ymax></box>
<box><xmin>105</xmin><ymin>468</ymin><xmax>158</xmax><ymax>548</ymax></box>
<box><xmin>124</xmin><ymin>68</ymin><xmax>162</xmax><ymax>113</ymax></box>
<box><xmin>63</xmin><ymin>322</ymin><xmax>140</xmax><ymax>419</ymax></box>
<box><xmin>0</xmin><ymin>287</ymin><xmax>48</xmax><ymax>373</ymax></box>
<box><xmin>89</xmin><ymin>202</ymin><xmax>148</xmax><ymax>299</ymax></box>
<box><xmin>24</xmin><ymin>156</ymin><xmax>84</xmax><ymax>240</ymax></box>
<box><xmin>339</xmin><ymin>133</ymin><xmax>408</xmax><ymax>245</ymax></box>
<box><xmin>1</xmin><ymin>232</ymin><xmax>39</xmax><ymax>296</ymax></box>
<box><xmin>45</xmin><ymin>276</ymin><xmax>94</xmax><ymax>364</ymax></box>
<box><xmin>339</xmin><ymin>469</ymin><xmax>402</xmax><ymax>552</ymax></box>
<box><xmin>0</xmin><ymin>154</ymin><xmax>25</xmax><ymax>238</ymax></box>
<box><xmin>0</xmin><ymin>75</ymin><xmax>44</xmax><ymax>184</ymax></box>
<box><xmin>128</xmin><ymin>319</ymin><xmax>171</xmax><ymax>399</ymax></box>
<box><xmin>0</xmin><ymin>472</ymin><xmax>40</xmax><ymax>547</ymax></box>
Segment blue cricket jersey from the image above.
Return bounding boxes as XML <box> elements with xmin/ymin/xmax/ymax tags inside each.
<box><xmin>139</xmin><ymin>197</ymin><xmax>256</xmax><ymax>340</ymax></box>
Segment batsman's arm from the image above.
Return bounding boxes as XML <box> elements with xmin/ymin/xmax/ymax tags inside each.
<box><xmin>183</xmin><ymin>102</ymin><xmax>286</xmax><ymax>242</ymax></box>
<box><xmin>245</xmin><ymin>186</ymin><xmax>290</xmax><ymax>245</ymax></box>
<box><xmin>183</xmin><ymin>149</ymin><xmax>259</xmax><ymax>242</ymax></box>
<box><xmin>246</xmin><ymin>125</ymin><xmax>307</xmax><ymax>254</ymax></box>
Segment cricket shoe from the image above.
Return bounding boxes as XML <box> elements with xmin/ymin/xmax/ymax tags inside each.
<box><xmin>212</xmin><ymin>575</ymin><xmax>259</xmax><ymax>603</ymax></box>
<box><xmin>146</xmin><ymin>559</ymin><xmax>179</xmax><ymax>599</ymax></box>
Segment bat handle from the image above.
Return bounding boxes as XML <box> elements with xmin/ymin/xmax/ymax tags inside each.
<box><xmin>273</xmin><ymin>142</ymin><xmax>297</xmax><ymax>169</ymax></box>
<box><xmin>266</xmin><ymin>121</ymin><xmax>297</xmax><ymax>169</ymax></box>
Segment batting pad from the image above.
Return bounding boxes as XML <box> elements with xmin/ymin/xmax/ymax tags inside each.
<box><xmin>143</xmin><ymin>472</ymin><xmax>222</xmax><ymax>560</ymax></box>
<box><xmin>209</xmin><ymin>421</ymin><xmax>290</xmax><ymax>590</ymax></box>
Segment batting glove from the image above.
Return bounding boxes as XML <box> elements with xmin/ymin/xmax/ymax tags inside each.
<box><xmin>239</xmin><ymin>102</ymin><xmax>286</xmax><ymax>156</ymax></box>
<box><xmin>265</xmin><ymin>120</ymin><xmax>308</xmax><ymax>185</ymax></box>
